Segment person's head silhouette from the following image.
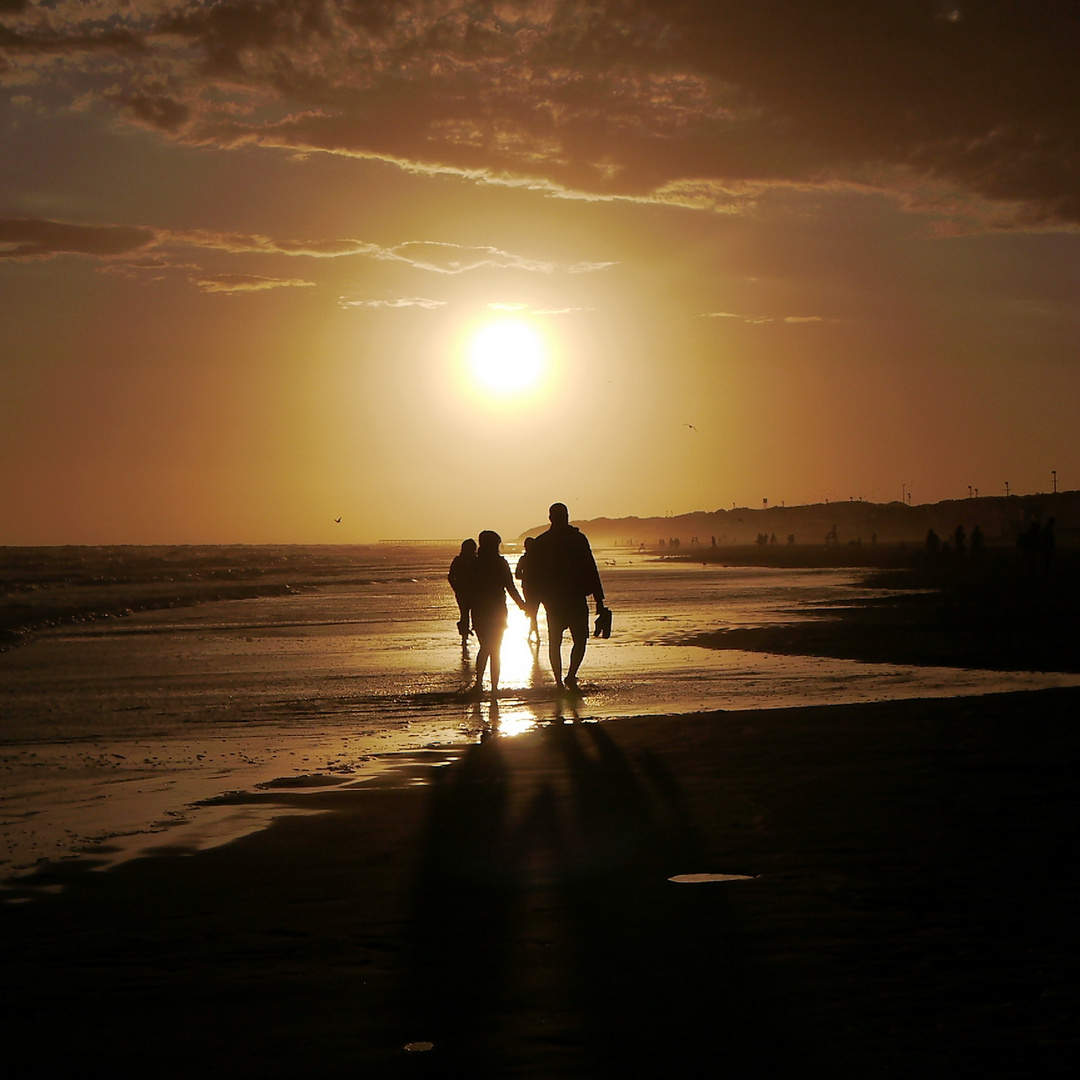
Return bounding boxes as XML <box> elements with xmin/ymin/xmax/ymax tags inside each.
<box><xmin>549</xmin><ymin>502</ymin><xmax>569</xmax><ymax>526</ymax></box>
<box><xmin>478</xmin><ymin>529</ymin><xmax>501</xmax><ymax>556</ymax></box>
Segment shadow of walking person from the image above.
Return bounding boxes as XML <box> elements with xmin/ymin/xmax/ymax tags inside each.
<box><xmin>404</xmin><ymin>730</ymin><xmax>517</xmax><ymax>1075</ymax></box>
<box><xmin>401</xmin><ymin>720</ymin><xmax>794</xmax><ymax>1077</ymax></box>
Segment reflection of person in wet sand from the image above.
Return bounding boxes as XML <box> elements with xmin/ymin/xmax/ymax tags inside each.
<box><xmin>514</xmin><ymin>536</ymin><xmax>541</xmax><ymax>645</ymax></box>
<box><xmin>470</xmin><ymin>530</ymin><xmax>526</xmax><ymax>697</ymax></box>
<box><xmin>448</xmin><ymin>539</ymin><xmax>477</xmax><ymax>646</ymax></box>
<box><xmin>529</xmin><ymin>502</ymin><xmax>607</xmax><ymax>691</ymax></box>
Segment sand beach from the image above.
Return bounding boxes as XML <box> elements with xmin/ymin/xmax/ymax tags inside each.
<box><xmin>2</xmin><ymin>546</ymin><xmax>1079</xmax><ymax>1075</ymax></box>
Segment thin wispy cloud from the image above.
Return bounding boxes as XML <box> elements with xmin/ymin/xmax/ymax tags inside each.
<box><xmin>0</xmin><ymin>217</ymin><xmax>156</xmax><ymax>259</ymax></box>
<box><xmin>0</xmin><ymin>218</ymin><xmax>613</xmax><ymax>291</ymax></box>
<box><xmin>339</xmin><ymin>297</ymin><xmax>447</xmax><ymax>310</ymax></box>
<box><xmin>704</xmin><ymin>311</ymin><xmax>838</xmax><ymax>325</ymax></box>
<box><xmin>192</xmin><ymin>274</ymin><xmax>316</xmax><ymax>294</ymax></box>
<box><xmin>384</xmin><ymin>242</ymin><xmax>615</xmax><ymax>276</ymax></box>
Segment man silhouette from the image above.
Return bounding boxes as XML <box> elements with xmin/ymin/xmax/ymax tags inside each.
<box><xmin>529</xmin><ymin>502</ymin><xmax>607</xmax><ymax>690</ymax></box>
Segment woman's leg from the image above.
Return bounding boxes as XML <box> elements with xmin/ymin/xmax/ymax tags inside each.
<box><xmin>473</xmin><ymin>639</ymin><xmax>489</xmax><ymax>691</ymax></box>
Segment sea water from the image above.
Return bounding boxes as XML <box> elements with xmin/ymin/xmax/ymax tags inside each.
<box><xmin>1</xmin><ymin>547</ymin><xmax>1075</xmax><ymax>883</ymax></box>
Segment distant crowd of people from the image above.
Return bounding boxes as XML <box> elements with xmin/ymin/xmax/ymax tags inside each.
<box><xmin>448</xmin><ymin>503</ymin><xmax>609</xmax><ymax>697</ymax></box>
<box><xmin>923</xmin><ymin>517</ymin><xmax>1055</xmax><ymax>566</ymax></box>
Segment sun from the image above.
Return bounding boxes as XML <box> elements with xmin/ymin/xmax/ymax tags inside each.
<box><xmin>465</xmin><ymin>318</ymin><xmax>547</xmax><ymax>397</ymax></box>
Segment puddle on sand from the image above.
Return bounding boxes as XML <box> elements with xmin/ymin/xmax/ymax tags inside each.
<box><xmin>669</xmin><ymin>873</ymin><xmax>757</xmax><ymax>883</ymax></box>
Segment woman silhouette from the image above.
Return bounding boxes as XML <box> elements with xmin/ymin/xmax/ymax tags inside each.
<box><xmin>447</xmin><ymin>538</ymin><xmax>477</xmax><ymax>644</ymax></box>
<box><xmin>470</xmin><ymin>530</ymin><xmax>525</xmax><ymax>697</ymax></box>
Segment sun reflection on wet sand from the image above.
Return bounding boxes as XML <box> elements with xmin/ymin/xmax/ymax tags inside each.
<box><xmin>494</xmin><ymin>707</ymin><xmax>539</xmax><ymax>737</ymax></box>
<box><xmin>496</xmin><ymin>602</ymin><xmax>544</xmax><ymax>690</ymax></box>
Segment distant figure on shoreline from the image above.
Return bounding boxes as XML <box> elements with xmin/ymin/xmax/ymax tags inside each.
<box><xmin>1018</xmin><ymin>521</ymin><xmax>1041</xmax><ymax>568</ymax></box>
<box><xmin>953</xmin><ymin>524</ymin><xmax>966</xmax><ymax>557</ymax></box>
<box><xmin>469</xmin><ymin>531</ymin><xmax>525</xmax><ymax>697</ymax></box>
<box><xmin>514</xmin><ymin>536</ymin><xmax>540</xmax><ymax>644</ymax></box>
<box><xmin>447</xmin><ymin>539</ymin><xmax>477</xmax><ymax>647</ymax></box>
<box><xmin>1041</xmin><ymin>517</ymin><xmax>1056</xmax><ymax>567</ymax></box>
<box><xmin>528</xmin><ymin>502</ymin><xmax>607</xmax><ymax>691</ymax></box>
<box><xmin>970</xmin><ymin>524</ymin><xmax>985</xmax><ymax>560</ymax></box>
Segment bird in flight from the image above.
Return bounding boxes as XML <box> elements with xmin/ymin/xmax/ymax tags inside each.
<box><xmin>334</xmin><ymin>517</ymin><xmax>342</xmax><ymax>523</ymax></box>
<box><xmin>683</xmin><ymin>423</ymin><xmax>696</xmax><ymax>431</ymax></box>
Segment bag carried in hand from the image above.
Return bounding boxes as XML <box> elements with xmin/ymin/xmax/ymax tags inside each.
<box><xmin>594</xmin><ymin>605</ymin><xmax>612</xmax><ymax>639</ymax></box>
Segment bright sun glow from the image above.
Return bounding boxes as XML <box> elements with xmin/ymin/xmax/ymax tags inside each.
<box><xmin>466</xmin><ymin>319</ymin><xmax>547</xmax><ymax>397</ymax></box>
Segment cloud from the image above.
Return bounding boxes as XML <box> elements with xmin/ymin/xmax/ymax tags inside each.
<box><xmin>0</xmin><ymin>217</ymin><xmax>157</xmax><ymax>259</ymax></box>
<box><xmin>704</xmin><ymin>311</ymin><xmax>839</xmax><ymax>325</ymax></box>
<box><xmin>6</xmin><ymin>3</ymin><xmax>1077</xmax><ymax>227</ymax></box>
<box><xmin>192</xmin><ymin>273</ymin><xmax>316</xmax><ymax>294</ymax></box>
<box><xmin>163</xmin><ymin>229</ymin><xmax>382</xmax><ymax>259</ymax></box>
<box><xmin>1</xmin><ymin>218</ymin><xmax>609</xmax><ymax>292</ymax></box>
<box><xmin>383</xmin><ymin>241</ymin><xmax>615</xmax><ymax>275</ymax></box>
<box><xmin>339</xmin><ymin>296</ymin><xmax>447</xmax><ymax>309</ymax></box>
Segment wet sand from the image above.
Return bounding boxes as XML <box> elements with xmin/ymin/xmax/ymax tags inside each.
<box><xmin>4</xmin><ymin>546</ymin><xmax>1080</xmax><ymax>1074</ymax></box>
<box><xmin>4</xmin><ymin>687</ymin><xmax>1079</xmax><ymax>1077</ymax></box>
<box><xmin>686</xmin><ymin>547</ymin><xmax>1080</xmax><ymax>673</ymax></box>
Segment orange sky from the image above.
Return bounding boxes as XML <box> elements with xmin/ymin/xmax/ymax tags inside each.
<box><xmin>2</xmin><ymin>2</ymin><xmax>1079</xmax><ymax>544</ymax></box>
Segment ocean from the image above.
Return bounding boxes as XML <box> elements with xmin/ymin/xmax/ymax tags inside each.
<box><xmin>2</xmin><ymin>543</ymin><xmax>1075</xmax><ymax>884</ymax></box>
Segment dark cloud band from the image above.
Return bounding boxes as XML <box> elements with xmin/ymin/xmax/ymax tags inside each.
<box><xmin>3</xmin><ymin>1</ymin><xmax>1078</xmax><ymax>226</ymax></box>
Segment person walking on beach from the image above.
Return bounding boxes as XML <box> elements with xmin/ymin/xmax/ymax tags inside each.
<box><xmin>514</xmin><ymin>536</ymin><xmax>541</xmax><ymax>645</ymax></box>
<box><xmin>448</xmin><ymin>538</ymin><xmax>477</xmax><ymax>646</ymax></box>
<box><xmin>470</xmin><ymin>530</ymin><xmax>526</xmax><ymax>697</ymax></box>
<box><xmin>529</xmin><ymin>502</ymin><xmax>607</xmax><ymax>691</ymax></box>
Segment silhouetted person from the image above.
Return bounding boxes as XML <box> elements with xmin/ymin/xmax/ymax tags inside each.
<box><xmin>1040</xmin><ymin>517</ymin><xmax>1056</xmax><ymax>567</ymax></box>
<box><xmin>448</xmin><ymin>538</ymin><xmax>477</xmax><ymax>644</ymax></box>
<box><xmin>469</xmin><ymin>530</ymin><xmax>525</xmax><ymax>697</ymax></box>
<box><xmin>529</xmin><ymin>502</ymin><xmax>607</xmax><ymax>691</ymax></box>
<box><xmin>970</xmin><ymin>524</ymin><xmax>985</xmax><ymax>560</ymax></box>
<box><xmin>926</xmin><ymin>528</ymin><xmax>940</xmax><ymax>556</ymax></box>
<box><xmin>514</xmin><ymin>536</ymin><xmax>540</xmax><ymax>644</ymax></box>
<box><xmin>1018</xmin><ymin>520</ymin><xmax>1041</xmax><ymax>568</ymax></box>
<box><xmin>953</xmin><ymin>524</ymin><xmax>966</xmax><ymax>557</ymax></box>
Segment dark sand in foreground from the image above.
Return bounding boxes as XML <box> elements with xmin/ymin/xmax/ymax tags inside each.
<box><xmin>4</xmin><ymin>687</ymin><xmax>1079</xmax><ymax>1077</ymax></box>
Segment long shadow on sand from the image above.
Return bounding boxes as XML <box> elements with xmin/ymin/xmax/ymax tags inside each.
<box><xmin>404</xmin><ymin>721</ymin><xmax>790</xmax><ymax>1077</ymax></box>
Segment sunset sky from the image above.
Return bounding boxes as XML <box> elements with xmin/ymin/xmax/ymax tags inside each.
<box><xmin>2</xmin><ymin>1</ymin><xmax>1078</xmax><ymax>544</ymax></box>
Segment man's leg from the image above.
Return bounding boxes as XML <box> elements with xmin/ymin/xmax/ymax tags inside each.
<box><xmin>564</xmin><ymin>604</ymin><xmax>589</xmax><ymax>687</ymax></box>
<box><xmin>566</xmin><ymin>633</ymin><xmax>586</xmax><ymax>685</ymax></box>
<box><xmin>546</xmin><ymin>615</ymin><xmax>564</xmax><ymax>687</ymax></box>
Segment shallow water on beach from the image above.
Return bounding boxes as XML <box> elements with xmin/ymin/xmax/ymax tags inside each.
<box><xmin>2</xmin><ymin>550</ymin><xmax>1077</xmax><ymax>883</ymax></box>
